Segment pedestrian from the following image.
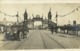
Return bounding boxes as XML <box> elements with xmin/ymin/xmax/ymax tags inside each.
<box><xmin>50</xmin><ymin>26</ymin><xmax>54</xmax><ymax>34</ymax></box>
<box><xmin>55</xmin><ymin>26</ymin><xmax>58</xmax><ymax>34</ymax></box>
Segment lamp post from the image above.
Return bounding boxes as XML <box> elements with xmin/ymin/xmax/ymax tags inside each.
<box><xmin>55</xmin><ymin>12</ymin><xmax>58</xmax><ymax>33</ymax></box>
<box><xmin>3</xmin><ymin>17</ymin><xmax>7</xmax><ymax>33</ymax></box>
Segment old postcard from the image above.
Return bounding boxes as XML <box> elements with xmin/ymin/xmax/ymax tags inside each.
<box><xmin>0</xmin><ymin>0</ymin><xmax>80</xmax><ymax>51</ymax></box>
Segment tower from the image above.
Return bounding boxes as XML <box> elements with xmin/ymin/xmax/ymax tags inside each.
<box><xmin>23</xmin><ymin>9</ymin><xmax>28</xmax><ymax>28</ymax></box>
<box><xmin>48</xmin><ymin>8</ymin><xmax>52</xmax><ymax>21</ymax></box>
<box><xmin>24</xmin><ymin>10</ymin><xmax>28</xmax><ymax>23</ymax></box>
<box><xmin>48</xmin><ymin>8</ymin><xmax>52</xmax><ymax>27</ymax></box>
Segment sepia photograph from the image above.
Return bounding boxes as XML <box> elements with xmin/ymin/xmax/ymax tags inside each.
<box><xmin>0</xmin><ymin>3</ymin><xmax>80</xmax><ymax>50</ymax></box>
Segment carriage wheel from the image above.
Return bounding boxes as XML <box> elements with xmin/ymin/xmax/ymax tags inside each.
<box><xmin>18</xmin><ymin>32</ymin><xmax>23</xmax><ymax>41</ymax></box>
<box><xmin>23</xmin><ymin>31</ymin><xmax>27</xmax><ymax>38</ymax></box>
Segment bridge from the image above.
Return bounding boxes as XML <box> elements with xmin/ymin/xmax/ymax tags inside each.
<box><xmin>0</xmin><ymin>7</ymin><xmax>80</xmax><ymax>50</ymax></box>
<box><xmin>27</xmin><ymin>15</ymin><xmax>56</xmax><ymax>29</ymax></box>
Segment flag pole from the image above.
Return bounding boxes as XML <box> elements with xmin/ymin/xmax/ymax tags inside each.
<box><xmin>16</xmin><ymin>11</ymin><xmax>19</xmax><ymax>24</ymax></box>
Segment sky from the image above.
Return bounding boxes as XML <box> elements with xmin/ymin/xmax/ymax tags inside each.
<box><xmin>0</xmin><ymin>3</ymin><xmax>80</xmax><ymax>25</ymax></box>
<box><xmin>0</xmin><ymin>0</ymin><xmax>80</xmax><ymax>3</ymax></box>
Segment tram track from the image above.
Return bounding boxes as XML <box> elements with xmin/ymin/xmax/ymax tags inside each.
<box><xmin>15</xmin><ymin>30</ymin><xmax>44</xmax><ymax>49</ymax></box>
<box><xmin>39</xmin><ymin>30</ymin><xmax>47</xmax><ymax>49</ymax></box>
<box><xmin>40</xmin><ymin>30</ymin><xmax>65</xmax><ymax>49</ymax></box>
<box><xmin>43</xmin><ymin>30</ymin><xmax>65</xmax><ymax>48</ymax></box>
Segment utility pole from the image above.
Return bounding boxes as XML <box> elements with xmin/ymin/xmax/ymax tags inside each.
<box><xmin>68</xmin><ymin>20</ymin><xmax>70</xmax><ymax>25</ymax></box>
<box><xmin>42</xmin><ymin>14</ymin><xmax>43</xmax><ymax>29</ymax></box>
<box><xmin>32</xmin><ymin>14</ymin><xmax>34</xmax><ymax>29</ymax></box>
<box><xmin>55</xmin><ymin>12</ymin><xmax>58</xmax><ymax>33</ymax></box>
<box><xmin>56</xmin><ymin>12</ymin><xmax>58</xmax><ymax>26</ymax></box>
<box><xmin>3</xmin><ymin>17</ymin><xmax>7</xmax><ymax>33</ymax></box>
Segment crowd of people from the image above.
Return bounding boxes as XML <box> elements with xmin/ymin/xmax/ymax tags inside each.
<box><xmin>49</xmin><ymin>24</ymin><xmax>80</xmax><ymax>35</ymax></box>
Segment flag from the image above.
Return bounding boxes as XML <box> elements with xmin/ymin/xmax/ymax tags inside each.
<box><xmin>58</xmin><ymin>15</ymin><xmax>60</xmax><ymax>17</ymax></box>
<box><xmin>78</xmin><ymin>6</ymin><xmax>80</xmax><ymax>8</ymax></box>
<box><xmin>12</xmin><ymin>15</ymin><xmax>16</xmax><ymax>17</ymax></box>
<box><xmin>4</xmin><ymin>13</ymin><xmax>6</xmax><ymax>16</ymax></box>
<box><xmin>16</xmin><ymin>12</ymin><xmax>19</xmax><ymax>17</ymax></box>
<box><xmin>69</xmin><ymin>12</ymin><xmax>72</xmax><ymax>14</ymax></box>
<box><xmin>3</xmin><ymin>17</ymin><xmax>6</xmax><ymax>21</ymax></box>
<box><xmin>42</xmin><ymin>14</ymin><xmax>43</xmax><ymax>19</ymax></box>
<box><xmin>55</xmin><ymin>12</ymin><xmax>58</xmax><ymax>18</ymax></box>
<box><xmin>72</xmin><ymin>10</ymin><xmax>75</xmax><ymax>13</ymax></box>
<box><xmin>0</xmin><ymin>11</ymin><xmax>1</xmax><ymax>13</ymax></box>
<box><xmin>76</xmin><ymin>8</ymin><xmax>78</xmax><ymax>11</ymax></box>
<box><xmin>32</xmin><ymin>14</ymin><xmax>34</xmax><ymax>18</ymax></box>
